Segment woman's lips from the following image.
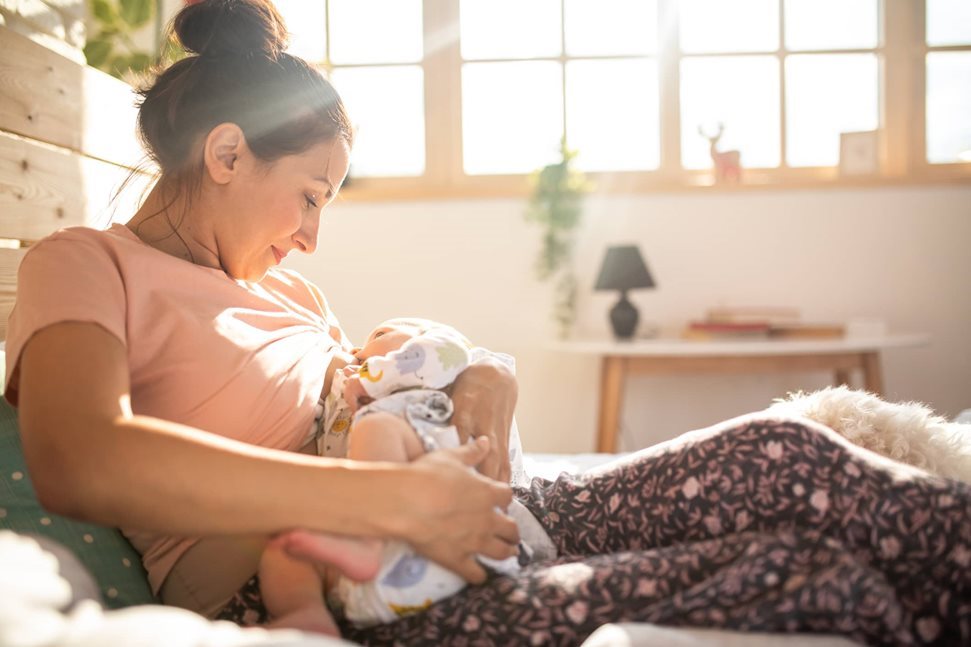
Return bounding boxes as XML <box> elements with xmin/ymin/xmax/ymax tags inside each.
<box><xmin>271</xmin><ymin>246</ymin><xmax>285</xmax><ymax>264</ymax></box>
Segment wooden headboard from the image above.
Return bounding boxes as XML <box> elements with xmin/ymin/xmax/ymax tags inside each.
<box><xmin>0</xmin><ymin>25</ymin><xmax>150</xmax><ymax>339</ymax></box>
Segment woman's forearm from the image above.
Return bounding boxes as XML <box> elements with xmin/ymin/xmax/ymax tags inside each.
<box><xmin>52</xmin><ymin>413</ymin><xmax>406</xmax><ymax>538</ymax></box>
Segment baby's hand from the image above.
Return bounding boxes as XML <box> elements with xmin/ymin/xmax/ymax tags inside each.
<box><xmin>342</xmin><ymin>374</ymin><xmax>372</xmax><ymax>413</ymax></box>
<box><xmin>342</xmin><ymin>364</ymin><xmax>360</xmax><ymax>378</ymax></box>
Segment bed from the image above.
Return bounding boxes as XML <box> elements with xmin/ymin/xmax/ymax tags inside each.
<box><xmin>0</xmin><ymin>23</ymin><xmax>872</xmax><ymax>647</ymax></box>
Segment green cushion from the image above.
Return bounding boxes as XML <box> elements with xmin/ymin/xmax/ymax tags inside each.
<box><xmin>0</xmin><ymin>397</ymin><xmax>156</xmax><ymax>608</ymax></box>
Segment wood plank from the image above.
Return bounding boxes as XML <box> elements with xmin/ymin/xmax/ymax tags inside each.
<box><xmin>627</xmin><ymin>353</ymin><xmax>865</xmax><ymax>375</ymax></box>
<box><xmin>0</xmin><ymin>24</ymin><xmax>147</xmax><ymax>167</ymax></box>
<box><xmin>0</xmin><ymin>130</ymin><xmax>151</xmax><ymax>241</ymax></box>
<box><xmin>0</xmin><ymin>247</ymin><xmax>26</xmax><ymax>340</ymax></box>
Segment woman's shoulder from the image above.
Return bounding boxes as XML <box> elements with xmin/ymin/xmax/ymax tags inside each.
<box><xmin>262</xmin><ymin>268</ymin><xmax>331</xmax><ymax>316</ymax></box>
<box><xmin>27</xmin><ymin>224</ymin><xmax>139</xmax><ymax>260</ymax></box>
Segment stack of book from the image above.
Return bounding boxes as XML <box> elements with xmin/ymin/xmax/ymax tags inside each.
<box><xmin>682</xmin><ymin>307</ymin><xmax>845</xmax><ymax>341</ymax></box>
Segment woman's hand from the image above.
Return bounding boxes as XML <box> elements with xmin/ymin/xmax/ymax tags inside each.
<box><xmin>394</xmin><ymin>437</ymin><xmax>520</xmax><ymax>583</ymax></box>
<box><xmin>449</xmin><ymin>360</ymin><xmax>518</xmax><ymax>483</ymax></box>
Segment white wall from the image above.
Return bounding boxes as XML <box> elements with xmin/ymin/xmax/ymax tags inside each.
<box><xmin>284</xmin><ymin>184</ymin><xmax>971</xmax><ymax>454</ymax></box>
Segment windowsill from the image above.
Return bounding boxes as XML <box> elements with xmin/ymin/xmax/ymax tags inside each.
<box><xmin>338</xmin><ymin>164</ymin><xmax>971</xmax><ymax>202</ymax></box>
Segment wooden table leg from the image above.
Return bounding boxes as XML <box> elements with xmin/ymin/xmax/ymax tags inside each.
<box><xmin>862</xmin><ymin>352</ymin><xmax>884</xmax><ymax>396</ymax></box>
<box><xmin>597</xmin><ymin>356</ymin><xmax>625</xmax><ymax>453</ymax></box>
<box><xmin>834</xmin><ymin>368</ymin><xmax>853</xmax><ymax>388</ymax></box>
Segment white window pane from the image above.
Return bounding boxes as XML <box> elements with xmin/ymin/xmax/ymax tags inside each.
<box><xmin>330</xmin><ymin>66</ymin><xmax>425</xmax><ymax>177</ymax></box>
<box><xmin>564</xmin><ymin>0</ymin><xmax>658</xmax><ymax>56</ymax></box>
<box><xmin>680</xmin><ymin>57</ymin><xmax>780</xmax><ymax>169</ymax></box>
<box><xmin>927</xmin><ymin>0</ymin><xmax>971</xmax><ymax>46</ymax></box>
<box><xmin>462</xmin><ymin>62</ymin><xmax>563</xmax><ymax>174</ymax></box>
<box><xmin>460</xmin><ymin>0</ymin><xmax>561</xmax><ymax>60</ymax></box>
<box><xmin>784</xmin><ymin>0</ymin><xmax>877</xmax><ymax>51</ymax></box>
<box><xmin>785</xmin><ymin>54</ymin><xmax>879</xmax><ymax>167</ymax></box>
<box><xmin>680</xmin><ymin>0</ymin><xmax>778</xmax><ymax>53</ymax></box>
<box><xmin>927</xmin><ymin>52</ymin><xmax>971</xmax><ymax>163</ymax></box>
<box><xmin>276</xmin><ymin>0</ymin><xmax>326</xmax><ymax>62</ymax></box>
<box><xmin>566</xmin><ymin>60</ymin><xmax>659</xmax><ymax>171</ymax></box>
<box><xmin>329</xmin><ymin>0</ymin><xmax>422</xmax><ymax>64</ymax></box>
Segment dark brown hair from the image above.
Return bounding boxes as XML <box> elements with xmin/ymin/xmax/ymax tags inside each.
<box><xmin>137</xmin><ymin>0</ymin><xmax>352</xmax><ymax>193</ymax></box>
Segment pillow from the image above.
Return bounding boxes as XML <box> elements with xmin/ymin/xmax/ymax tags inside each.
<box><xmin>0</xmin><ymin>397</ymin><xmax>156</xmax><ymax>608</ymax></box>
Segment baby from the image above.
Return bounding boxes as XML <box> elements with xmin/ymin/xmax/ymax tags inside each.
<box><xmin>260</xmin><ymin>318</ymin><xmax>536</xmax><ymax>634</ymax></box>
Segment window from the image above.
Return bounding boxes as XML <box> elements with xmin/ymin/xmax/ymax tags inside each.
<box><xmin>274</xmin><ymin>1</ymin><xmax>971</xmax><ymax>199</ymax></box>
<box><xmin>277</xmin><ymin>0</ymin><xmax>425</xmax><ymax>178</ymax></box>
<box><xmin>925</xmin><ymin>0</ymin><xmax>971</xmax><ymax>164</ymax></box>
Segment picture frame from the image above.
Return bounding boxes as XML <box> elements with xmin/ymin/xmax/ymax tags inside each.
<box><xmin>838</xmin><ymin>130</ymin><xmax>880</xmax><ymax>176</ymax></box>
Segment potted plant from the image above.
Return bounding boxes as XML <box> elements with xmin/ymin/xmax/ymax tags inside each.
<box><xmin>525</xmin><ymin>140</ymin><xmax>591</xmax><ymax>339</ymax></box>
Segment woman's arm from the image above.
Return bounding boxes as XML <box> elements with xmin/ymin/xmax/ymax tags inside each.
<box><xmin>449</xmin><ymin>358</ymin><xmax>518</xmax><ymax>483</ymax></box>
<box><xmin>17</xmin><ymin>322</ymin><xmax>517</xmax><ymax>582</ymax></box>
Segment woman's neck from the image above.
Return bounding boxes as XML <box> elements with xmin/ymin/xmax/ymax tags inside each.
<box><xmin>126</xmin><ymin>182</ymin><xmax>222</xmax><ymax>271</ymax></box>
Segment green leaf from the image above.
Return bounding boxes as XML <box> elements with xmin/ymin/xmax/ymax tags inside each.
<box><xmin>91</xmin><ymin>0</ymin><xmax>118</xmax><ymax>25</ymax></box>
<box><xmin>127</xmin><ymin>52</ymin><xmax>153</xmax><ymax>72</ymax></box>
<box><xmin>107</xmin><ymin>54</ymin><xmax>129</xmax><ymax>79</ymax></box>
<box><xmin>119</xmin><ymin>0</ymin><xmax>154</xmax><ymax>28</ymax></box>
<box><xmin>83</xmin><ymin>37</ymin><xmax>113</xmax><ymax>68</ymax></box>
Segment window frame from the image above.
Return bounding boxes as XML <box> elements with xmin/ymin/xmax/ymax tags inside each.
<box><xmin>306</xmin><ymin>0</ymin><xmax>971</xmax><ymax>201</ymax></box>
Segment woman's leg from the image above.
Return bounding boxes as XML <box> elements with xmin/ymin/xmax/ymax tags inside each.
<box><xmin>217</xmin><ymin>528</ymin><xmax>919</xmax><ymax>647</ymax></box>
<box><xmin>513</xmin><ymin>413</ymin><xmax>971</xmax><ymax>642</ymax></box>
<box><xmin>160</xmin><ymin>535</ymin><xmax>266</xmax><ymax>619</ymax></box>
<box><xmin>344</xmin><ymin>527</ymin><xmax>911</xmax><ymax>646</ymax></box>
<box><xmin>218</xmin><ymin>414</ymin><xmax>971</xmax><ymax>644</ymax></box>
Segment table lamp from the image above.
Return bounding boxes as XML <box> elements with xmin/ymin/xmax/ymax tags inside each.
<box><xmin>594</xmin><ymin>245</ymin><xmax>656</xmax><ymax>340</ymax></box>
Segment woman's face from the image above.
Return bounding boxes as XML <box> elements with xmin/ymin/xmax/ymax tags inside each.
<box><xmin>217</xmin><ymin>137</ymin><xmax>350</xmax><ymax>281</ymax></box>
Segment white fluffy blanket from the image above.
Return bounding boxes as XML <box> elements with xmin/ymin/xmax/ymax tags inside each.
<box><xmin>0</xmin><ymin>531</ymin><xmax>349</xmax><ymax>647</ymax></box>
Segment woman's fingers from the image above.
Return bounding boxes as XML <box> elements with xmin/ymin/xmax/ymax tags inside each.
<box><xmin>478</xmin><ymin>534</ymin><xmax>520</xmax><ymax>562</ymax></box>
<box><xmin>398</xmin><ymin>451</ymin><xmax>520</xmax><ymax>581</ymax></box>
<box><xmin>449</xmin><ymin>362</ymin><xmax>517</xmax><ymax>481</ymax></box>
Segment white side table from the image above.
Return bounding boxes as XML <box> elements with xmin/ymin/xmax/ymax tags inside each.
<box><xmin>551</xmin><ymin>334</ymin><xmax>930</xmax><ymax>453</ymax></box>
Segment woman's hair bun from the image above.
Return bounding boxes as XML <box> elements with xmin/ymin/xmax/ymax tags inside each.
<box><xmin>174</xmin><ymin>0</ymin><xmax>289</xmax><ymax>59</ymax></box>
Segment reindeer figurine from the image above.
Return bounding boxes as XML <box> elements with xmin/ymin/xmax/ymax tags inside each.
<box><xmin>698</xmin><ymin>123</ymin><xmax>741</xmax><ymax>183</ymax></box>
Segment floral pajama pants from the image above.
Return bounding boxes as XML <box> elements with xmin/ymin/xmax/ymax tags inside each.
<box><xmin>216</xmin><ymin>414</ymin><xmax>971</xmax><ymax>646</ymax></box>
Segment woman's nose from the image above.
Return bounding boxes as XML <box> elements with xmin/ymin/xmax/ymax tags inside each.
<box><xmin>294</xmin><ymin>210</ymin><xmax>321</xmax><ymax>254</ymax></box>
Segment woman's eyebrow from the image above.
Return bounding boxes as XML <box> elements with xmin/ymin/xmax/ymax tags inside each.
<box><xmin>313</xmin><ymin>177</ymin><xmax>336</xmax><ymax>194</ymax></box>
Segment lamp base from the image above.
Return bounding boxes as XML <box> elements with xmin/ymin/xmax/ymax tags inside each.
<box><xmin>609</xmin><ymin>292</ymin><xmax>639</xmax><ymax>340</ymax></box>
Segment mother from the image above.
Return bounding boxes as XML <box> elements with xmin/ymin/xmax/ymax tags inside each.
<box><xmin>6</xmin><ymin>1</ymin><xmax>970</xmax><ymax>645</ymax></box>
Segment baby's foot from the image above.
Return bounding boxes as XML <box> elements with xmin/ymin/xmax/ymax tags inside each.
<box><xmin>276</xmin><ymin>530</ymin><xmax>382</xmax><ymax>582</ymax></box>
<box><xmin>269</xmin><ymin>603</ymin><xmax>340</xmax><ymax>636</ymax></box>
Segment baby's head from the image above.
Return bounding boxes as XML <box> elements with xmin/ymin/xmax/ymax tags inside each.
<box><xmin>353</xmin><ymin>317</ymin><xmax>471</xmax><ymax>362</ymax></box>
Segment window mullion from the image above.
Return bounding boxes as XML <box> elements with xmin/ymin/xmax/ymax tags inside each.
<box><xmin>778</xmin><ymin>0</ymin><xmax>788</xmax><ymax>170</ymax></box>
<box><xmin>883</xmin><ymin>0</ymin><xmax>923</xmax><ymax>176</ymax></box>
<box><xmin>658</xmin><ymin>0</ymin><xmax>682</xmax><ymax>176</ymax></box>
<box><xmin>423</xmin><ymin>0</ymin><xmax>463</xmax><ymax>187</ymax></box>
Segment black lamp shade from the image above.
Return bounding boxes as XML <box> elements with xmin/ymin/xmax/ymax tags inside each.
<box><xmin>595</xmin><ymin>245</ymin><xmax>656</xmax><ymax>340</ymax></box>
<box><xmin>595</xmin><ymin>245</ymin><xmax>655</xmax><ymax>292</ymax></box>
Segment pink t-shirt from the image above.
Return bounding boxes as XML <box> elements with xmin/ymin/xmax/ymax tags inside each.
<box><xmin>4</xmin><ymin>223</ymin><xmax>351</xmax><ymax>593</ymax></box>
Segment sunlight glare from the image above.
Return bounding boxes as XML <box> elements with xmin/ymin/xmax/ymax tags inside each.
<box><xmin>330</xmin><ymin>66</ymin><xmax>425</xmax><ymax>177</ymax></box>
<box><xmin>329</xmin><ymin>0</ymin><xmax>423</xmax><ymax>64</ymax></box>
<box><xmin>926</xmin><ymin>52</ymin><xmax>971</xmax><ymax>164</ymax></box>
<box><xmin>567</xmin><ymin>59</ymin><xmax>660</xmax><ymax>171</ymax></box>
<box><xmin>462</xmin><ymin>61</ymin><xmax>563</xmax><ymax>174</ymax></box>
<box><xmin>460</xmin><ymin>0</ymin><xmax>561</xmax><ymax>59</ymax></box>
<box><xmin>275</xmin><ymin>0</ymin><xmax>326</xmax><ymax>62</ymax></box>
<box><xmin>786</xmin><ymin>54</ymin><xmax>878</xmax><ymax>167</ymax></box>
<box><xmin>680</xmin><ymin>0</ymin><xmax>778</xmax><ymax>53</ymax></box>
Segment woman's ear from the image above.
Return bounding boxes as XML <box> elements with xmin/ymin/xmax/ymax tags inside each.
<box><xmin>203</xmin><ymin>123</ymin><xmax>246</xmax><ymax>185</ymax></box>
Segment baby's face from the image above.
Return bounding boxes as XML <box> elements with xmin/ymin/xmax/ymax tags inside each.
<box><xmin>354</xmin><ymin>323</ymin><xmax>419</xmax><ymax>362</ymax></box>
